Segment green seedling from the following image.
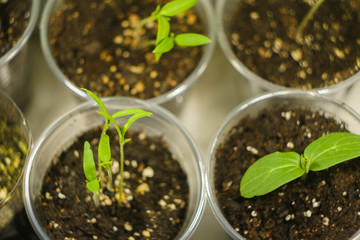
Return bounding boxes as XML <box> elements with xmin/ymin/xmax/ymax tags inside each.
<box><xmin>295</xmin><ymin>0</ymin><xmax>326</xmax><ymax>38</ymax></box>
<box><xmin>240</xmin><ymin>132</ymin><xmax>360</xmax><ymax>198</ymax></box>
<box><xmin>82</xmin><ymin>88</ymin><xmax>152</xmax><ymax>206</ymax></box>
<box><xmin>136</xmin><ymin>0</ymin><xmax>211</xmax><ymax>60</ymax></box>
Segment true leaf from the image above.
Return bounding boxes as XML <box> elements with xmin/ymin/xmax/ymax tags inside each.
<box><xmin>83</xmin><ymin>141</ymin><xmax>97</xmax><ymax>182</ymax></box>
<box><xmin>153</xmin><ymin>36</ymin><xmax>174</xmax><ymax>54</ymax></box>
<box><xmin>98</xmin><ymin>133</ymin><xmax>111</xmax><ymax>169</ymax></box>
<box><xmin>156</xmin><ymin>16</ymin><xmax>170</xmax><ymax>45</ymax></box>
<box><xmin>240</xmin><ymin>152</ymin><xmax>305</xmax><ymax>198</ymax></box>
<box><xmin>159</xmin><ymin>0</ymin><xmax>198</xmax><ymax>17</ymax></box>
<box><xmin>112</xmin><ymin>109</ymin><xmax>148</xmax><ymax>119</ymax></box>
<box><xmin>82</xmin><ymin>88</ymin><xmax>108</xmax><ymax>115</ymax></box>
<box><xmin>121</xmin><ymin>112</ymin><xmax>152</xmax><ymax>137</ymax></box>
<box><xmin>305</xmin><ymin>132</ymin><xmax>360</xmax><ymax>171</ymax></box>
<box><xmin>155</xmin><ymin>16</ymin><xmax>171</xmax><ymax>60</ymax></box>
<box><xmin>174</xmin><ymin>33</ymin><xmax>212</xmax><ymax>46</ymax></box>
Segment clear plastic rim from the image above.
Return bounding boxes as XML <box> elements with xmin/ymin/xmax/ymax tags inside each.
<box><xmin>205</xmin><ymin>90</ymin><xmax>360</xmax><ymax>239</ymax></box>
<box><xmin>0</xmin><ymin>0</ymin><xmax>40</xmax><ymax>65</ymax></box>
<box><xmin>0</xmin><ymin>89</ymin><xmax>32</xmax><ymax>206</ymax></box>
<box><xmin>40</xmin><ymin>0</ymin><xmax>216</xmax><ymax>104</ymax></box>
<box><xmin>23</xmin><ymin>97</ymin><xmax>205</xmax><ymax>240</ymax></box>
<box><xmin>216</xmin><ymin>0</ymin><xmax>360</xmax><ymax>95</ymax></box>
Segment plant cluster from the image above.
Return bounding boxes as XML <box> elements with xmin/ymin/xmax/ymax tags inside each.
<box><xmin>240</xmin><ymin>132</ymin><xmax>360</xmax><ymax>198</ymax></box>
<box><xmin>136</xmin><ymin>0</ymin><xmax>211</xmax><ymax>60</ymax></box>
<box><xmin>82</xmin><ymin>88</ymin><xmax>152</xmax><ymax>206</ymax></box>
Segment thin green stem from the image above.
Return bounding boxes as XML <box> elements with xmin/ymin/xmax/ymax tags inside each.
<box><xmin>140</xmin><ymin>40</ymin><xmax>157</xmax><ymax>48</ymax></box>
<box><xmin>93</xmin><ymin>192</ymin><xmax>100</xmax><ymax>207</ymax></box>
<box><xmin>300</xmin><ymin>173</ymin><xmax>307</xmax><ymax>181</ymax></box>
<box><xmin>136</xmin><ymin>16</ymin><xmax>154</xmax><ymax>37</ymax></box>
<box><xmin>296</xmin><ymin>0</ymin><xmax>326</xmax><ymax>38</ymax></box>
<box><xmin>107</xmin><ymin>169</ymin><xmax>113</xmax><ymax>191</ymax></box>
<box><xmin>119</xmin><ymin>140</ymin><xmax>125</xmax><ymax>206</ymax></box>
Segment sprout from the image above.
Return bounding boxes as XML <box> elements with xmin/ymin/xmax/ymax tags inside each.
<box><xmin>82</xmin><ymin>88</ymin><xmax>152</xmax><ymax>206</ymax></box>
<box><xmin>295</xmin><ymin>0</ymin><xmax>326</xmax><ymax>38</ymax></box>
<box><xmin>240</xmin><ymin>132</ymin><xmax>360</xmax><ymax>198</ymax></box>
<box><xmin>136</xmin><ymin>0</ymin><xmax>211</xmax><ymax>61</ymax></box>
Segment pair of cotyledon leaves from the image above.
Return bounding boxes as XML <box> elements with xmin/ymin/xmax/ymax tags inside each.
<box><xmin>82</xmin><ymin>88</ymin><xmax>152</xmax><ymax>194</ymax></box>
<box><xmin>240</xmin><ymin>132</ymin><xmax>360</xmax><ymax>198</ymax></box>
<box><xmin>150</xmin><ymin>0</ymin><xmax>212</xmax><ymax>60</ymax></box>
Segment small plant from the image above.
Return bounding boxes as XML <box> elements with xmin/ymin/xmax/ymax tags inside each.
<box><xmin>82</xmin><ymin>88</ymin><xmax>152</xmax><ymax>206</ymax></box>
<box><xmin>240</xmin><ymin>132</ymin><xmax>360</xmax><ymax>198</ymax></box>
<box><xmin>295</xmin><ymin>0</ymin><xmax>325</xmax><ymax>38</ymax></box>
<box><xmin>136</xmin><ymin>0</ymin><xmax>212</xmax><ymax>60</ymax></box>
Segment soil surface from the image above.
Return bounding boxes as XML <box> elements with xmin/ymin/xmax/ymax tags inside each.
<box><xmin>38</xmin><ymin>128</ymin><xmax>189</xmax><ymax>239</ymax></box>
<box><xmin>48</xmin><ymin>0</ymin><xmax>206</xmax><ymax>99</ymax></box>
<box><xmin>0</xmin><ymin>0</ymin><xmax>31</xmax><ymax>58</ymax></box>
<box><xmin>0</xmin><ymin>118</ymin><xmax>27</xmax><ymax>205</ymax></box>
<box><xmin>214</xmin><ymin>104</ymin><xmax>360</xmax><ymax>239</ymax></box>
<box><xmin>229</xmin><ymin>0</ymin><xmax>360</xmax><ymax>89</ymax></box>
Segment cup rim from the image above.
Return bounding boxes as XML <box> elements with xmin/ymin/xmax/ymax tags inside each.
<box><xmin>205</xmin><ymin>90</ymin><xmax>360</xmax><ymax>239</ymax></box>
<box><xmin>40</xmin><ymin>0</ymin><xmax>216</xmax><ymax>105</ymax></box>
<box><xmin>216</xmin><ymin>0</ymin><xmax>360</xmax><ymax>94</ymax></box>
<box><xmin>0</xmin><ymin>0</ymin><xmax>40</xmax><ymax>65</ymax></box>
<box><xmin>0</xmin><ymin>89</ymin><xmax>32</xmax><ymax>206</ymax></box>
<box><xmin>23</xmin><ymin>96</ymin><xmax>205</xmax><ymax>240</ymax></box>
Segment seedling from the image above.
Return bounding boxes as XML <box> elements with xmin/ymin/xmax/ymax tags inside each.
<box><xmin>136</xmin><ymin>0</ymin><xmax>211</xmax><ymax>60</ymax></box>
<box><xmin>82</xmin><ymin>88</ymin><xmax>152</xmax><ymax>206</ymax></box>
<box><xmin>240</xmin><ymin>132</ymin><xmax>360</xmax><ymax>198</ymax></box>
<box><xmin>295</xmin><ymin>0</ymin><xmax>325</xmax><ymax>38</ymax></box>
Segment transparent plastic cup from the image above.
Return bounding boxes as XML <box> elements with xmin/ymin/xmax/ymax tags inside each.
<box><xmin>40</xmin><ymin>0</ymin><xmax>216</xmax><ymax>114</ymax></box>
<box><xmin>0</xmin><ymin>0</ymin><xmax>40</xmax><ymax>109</ymax></box>
<box><xmin>216</xmin><ymin>0</ymin><xmax>360</xmax><ymax>99</ymax></box>
<box><xmin>206</xmin><ymin>90</ymin><xmax>360</xmax><ymax>239</ymax></box>
<box><xmin>23</xmin><ymin>97</ymin><xmax>205</xmax><ymax>240</ymax></box>
<box><xmin>0</xmin><ymin>90</ymin><xmax>32</xmax><ymax>234</ymax></box>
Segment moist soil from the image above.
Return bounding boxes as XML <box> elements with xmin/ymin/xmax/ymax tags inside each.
<box><xmin>229</xmin><ymin>0</ymin><xmax>360</xmax><ymax>89</ymax></box>
<box><xmin>48</xmin><ymin>0</ymin><xmax>205</xmax><ymax>99</ymax></box>
<box><xmin>0</xmin><ymin>118</ymin><xmax>28</xmax><ymax>206</ymax></box>
<box><xmin>0</xmin><ymin>0</ymin><xmax>31</xmax><ymax>58</ymax></box>
<box><xmin>38</xmin><ymin>128</ymin><xmax>189</xmax><ymax>240</ymax></box>
<box><xmin>214</xmin><ymin>104</ymin><xmax>360</xmax><ymax>239</ymax></box>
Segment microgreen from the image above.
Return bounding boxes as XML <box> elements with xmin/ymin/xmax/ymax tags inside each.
<box><xmin>136</xmin><ymin>0</ymin><xmax>211</xmax><ymax>61</ymax></box>
<box><xmin>240</xmin><ymin>132</ymin><xmax>360</xmax><ymax>198</ymax></box>
<box><xmin>82</xmin><ymin>88</ymin><xmax>152</xmax><ymax>206</ymax></box>
<box><xmin>295</xmin><ymin>0</ymin><xmax>325</xmax><ymax>38</ymax></box>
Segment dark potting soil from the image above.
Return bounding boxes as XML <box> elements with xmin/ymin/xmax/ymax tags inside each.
<box><xmin>38</xmin><ymin>128</ymin><xmax>189</xmax><ymax>239</ymax></box>
<box><xmin>214</xmin><ymin>104</ymin><xmax>360</xmax><ymax>239</ymax></box>
<box><xmin>0</xmin><ymin>118</ymin><xmax>27</xmax><ymax>205</ymax></box>
<box><xmin>0</xmin><ymin>0</ymin><xmax>31</xmax><ymax>58</ymax></box>
<box><xmin>48</xmin><ymin>0</ymin><xmax>205</xmax><ymax>99</ymax></box>
<box><xmin>229</xmin><ymin>0</ymin><xmax>360</xmax><ymax>89</ymax></box>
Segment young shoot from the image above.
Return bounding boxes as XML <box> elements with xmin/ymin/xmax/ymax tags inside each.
<box><xmin>136</xmin><ymin>0</ymin><xmax>211</xmax><ymax>61</ymax></box>
<box><xmin>295</xmin><ymin>0</ymin><xmax>326</xmax><ymax>38</ymax></box>
<box><xmin>240</xmin><ymin>132</ymin><xmax>360</xmax><ymax>198</ymax></box>
<box><xmin>82</xmin><ymin>88</ymin><xmax>152</xmax><ymax>206</ymax></box>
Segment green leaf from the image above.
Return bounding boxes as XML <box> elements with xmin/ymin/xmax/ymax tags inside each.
<box><xmin>156</xmin><ymin>16</ymin><xmax>170</xmax><ymax>45</ymax></box>
<box><xmin>159</xmin><ymin>0</ymin><xmax>198</xmax><ymax>17</ymax></box>
<box><xmin>112</xmin><ymin>109</ymin><xmax>148</xmax><ymax>119</ymax></box>
<box><xmin>86</xmin><ymin>179</ymin><xmax>100</xmax><ymax>193</ymax></box>
<box><xmin>83</xmin><ymin>141</ymin><xmax>97</xmax><ymax>182</ymax></box>
<box><xmin>240</xmin><ymin>152</ymin><xmax>305</xmax><ymax>198</ymax></box>
<box><xmin>153</xmin><ymin>36</ymin><xmax>174</xmax><ymax>54</ymax></box>
<box><xmin>305</xmin><ymin>132</ymin><xmax>360</xmax><ymax>171</ymax></box>
<box><xmin>174</xmin><ymin>33</ymin><xmax>212</xmax><ymax>46</ymax></box>
<box><xmin>155</xmin><ymin>16</ymin><xmax>171</xmax><ymax>60</ymax></box>
<box><xmin>98</xmin><ymin>133</ymin><xmax>111</xmax><ymax>169</ymax></box>
<box><xmin>121</xmin><ymin>112</ymin><xmax>152</xmax><ymax>137</ymax></box>
<box><xmin>82</xmin><ymin>88</ymin><xmax>108</xmax><ymax>115</ymax></box>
